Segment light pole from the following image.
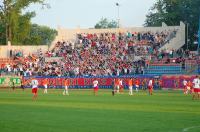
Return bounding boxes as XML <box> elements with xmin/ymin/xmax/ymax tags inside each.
<box><xmin>186</xmin><ymin>23</ymin><xmax>189</xmax><ymax>50</ymax></box>
<box><xmin>116</xmin><ymin>3</ymin><xmax>120</xmax><ymax>28</ymax></box>
<box><xmin>184</xmin><ymin>21</ymin><xmax>189</xmax><ymax>50</ymax></box>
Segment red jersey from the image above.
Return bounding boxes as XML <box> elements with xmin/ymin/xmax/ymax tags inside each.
<box><xmin>128</xmin><ymin>79</ymin><xmax>133</xmax><ymax>86</ymax></box>
<box><xmin>64</xmin><ymin>79</ymin><xmax>70</xmax><ymax>86</ymax></box>
<box><xmin>135</xmin><ymin>79</ymin><xmax>140</xmax><ymax>85</ymax></box>
<box><xmin>42</xmin><ymin>79</ymin><xmax>48</xmax><ymax>85</ymax></box>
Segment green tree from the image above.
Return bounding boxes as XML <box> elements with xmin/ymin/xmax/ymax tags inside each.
<box><xmin>94</xmin><ymin>18</ymin><xmax>118</xmax><ymax>29</ymax></box>
<box><xmin>108</xmin><ymin>20</ymin><xmax>118</xmax><ymax>28</ymax></box>
<box><xmin>0</xmin><ymin>20</ymin><xmax>6</xmax><ymax>44</ymax></box>
<box><xmin>145</xmin><ymin>0</ymin><xmax>200</xmax><ymax>49</ymax></box>
<box><xmin>0</xmin><ymin>0</ymin><xmax>47</xmax><ymax>44</ymax></box>
<box><xmin>13</xmin><ymin>12</ymin><xmax>36</xmax><ymax>44</ymax></box>
<box><xmin>23</xmin><ymin>24</ymin><xmax>57</xmax><ymax>45</ymax></box>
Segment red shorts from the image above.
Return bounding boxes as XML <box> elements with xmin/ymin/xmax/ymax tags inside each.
<box><xmin>94</xmin><ymin>86</ymin><xmax>98</xmax><ymax>92</ymax></box>
<box><xmin>148</xmin><ymin>86</ymin><xmax>153</xmax><ymax>90</ymax></box>
<box><xmin>32</xmin><ymin>88</ymin><xmax>38</xmax><ymax>94</ymax></box>
<box><xmin>193</xmin><ymin>88</ymin><xmax>200</xmax><ymax>93</ymax></box>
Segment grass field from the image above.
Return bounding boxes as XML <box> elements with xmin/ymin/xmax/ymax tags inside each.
<box><xmin>0</xmin><ymin>89</ymin><xmax>200</xmax><ymax>132</ymax></box>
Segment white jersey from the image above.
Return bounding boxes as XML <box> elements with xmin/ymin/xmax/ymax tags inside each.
<box><xmin>148</xmin><ymin>80</ymin><xmax>153</xmax><ymax>86</ymax></box>
<box><xmin>93</xmin><ymin>80</ymin><xmax>98</xmax><ymax>87</ymax></box>
<box><xmin>193</xmin><ymin>78</ymin><xmax>200</xmax><ymax>89</ymax></box>
<box><xmin>183</xmin><ymin>80</ymin><xmax>187</xmax><ymax>86</ymax></box>
<box><xmin>31</xmin><ymin>79</ymin><xmax>39</xmax><ymax>89</ymax></box>
<box><xmin>119</xmin><ymin>80</ymin><xmax>123</xmax><ymax>86</ymax></box>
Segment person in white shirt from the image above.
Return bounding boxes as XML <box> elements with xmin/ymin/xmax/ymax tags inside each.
<box><xmin>192</xmin><ymin>76</ymin><xmax>200</xmax><ymax>100</ymax></box>
<box><xmin>93</xmin><ymin>79</ymin><xmax>99</xmax><ymax>96</ymax></box>
<box><xmin>31</xmin><ymin>78</ymin><xmax>39</xmax><ymax>100</ymax></box>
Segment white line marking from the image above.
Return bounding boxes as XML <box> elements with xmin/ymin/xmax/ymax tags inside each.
<box><xmin>182</xmin><ymin>125</ymin><xmax>200</xmax><ymax>132</ymax></box>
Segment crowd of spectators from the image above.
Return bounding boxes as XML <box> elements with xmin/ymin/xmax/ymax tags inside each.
<box><xmin>1</xmin><ymin>30</ymin><xmax>197</xmax><ymax>77</ymax></box>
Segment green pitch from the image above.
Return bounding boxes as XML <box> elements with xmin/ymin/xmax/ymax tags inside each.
<box><xmin>0</xmin><ymin>89</ymin><xmax>200</xmax><ymax>132</ymax></box>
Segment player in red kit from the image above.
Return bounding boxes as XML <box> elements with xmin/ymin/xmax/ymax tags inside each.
<box><xmin>148</xmin><ymin>79</ymin><xmax>153</xmax><ymax>95</ymax></box>
<box><xmin>93</xmin><ymin>79</ymin><xmax>99</xmax><ymax>96</ymax></box>
<box><xmin>31</xmin><ymin>78</ymin><xmax>39</xmax><ymax>101</ymax></box>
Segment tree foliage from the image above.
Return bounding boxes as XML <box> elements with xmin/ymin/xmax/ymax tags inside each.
<box><xmin>145</xmin><ymin>0</ymin><xmax>200</xmax><ymax>49</ymax></box>
<box><xmin>94</xmin><ymin>18</ymin><xmax>118</xmax><ymax>29</ymax></box>
<box><xmin>23</xmin><ymin>24</ymin><xmax>57</xmax><ymax>45</ymax></box>
<box><xmin>0</xmin><ymin>0</ymin><xmax>56</xmax><ymax>45</ymax></box>
<box><xmin>0</xmin><ymin>17</ymin><xmax>6</xmax><ymax>44</ymax></box>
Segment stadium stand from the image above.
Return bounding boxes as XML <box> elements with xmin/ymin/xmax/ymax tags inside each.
<box><xmin>0</xmin><ymin>22</ymin><xmax>199</xmax><ymax>76</ymax></box>
<box><xmin>144</xmin><ymin>64</ymin><xmax>183</xmax><ymax>75</ymax></box>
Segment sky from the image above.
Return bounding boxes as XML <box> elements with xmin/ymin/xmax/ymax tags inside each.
<box><xmin>26</xmin><ymin>0</ymin><xmax>156</xmax><ymax>29</ymax></box>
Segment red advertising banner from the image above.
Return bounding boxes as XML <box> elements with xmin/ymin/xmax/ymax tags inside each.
<box><xmin>22</xmin><ymin>75</ymin><xmax>197</xmax><ymax>89</ymax></box>
<box><xmin>161</xmin><ymin>75</ymin><xmax>196</xmax><ymax>89</ymax></box>
<box><xmin>23</xmin><ymin>76</ymin><xmax>154</xmax><ymax>89</ymax></box>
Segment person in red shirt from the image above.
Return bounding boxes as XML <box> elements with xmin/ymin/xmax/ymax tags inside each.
<box><xmin>128</xmin><ymin>78</ymin><xmax>133</xmax><ymax>95</ymax></box>
<box><xmin>42</xmin><ymin>78</ymin><xmax>48</xmax><ymax>94</ymax></box>
<box><xmin>135</xmin><ymin>78</ymin><xmax>140</xmax><ymax>92</ymax></box>
<box><xmin>63</xmin><ymin>78</ymin><xmax>69</xmax><ymax>95</ymax></box>
<box><xmin>186</xmin><ymin>81</ymin><xmax>192</xmax><ymax>94</ymax></box>
<box><xmin>115</xmin><ymin>78</ymin><xmax>120</xmax><ymax>93</ymax></box>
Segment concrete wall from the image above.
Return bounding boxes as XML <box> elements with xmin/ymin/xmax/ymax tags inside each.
<box><xmin>55</xmin><ymin>25</ymin><xmax>181</xmax><ymax>42</ymax></box>
<box><xmin>0</xmin><ymin>45</ymin><xmax>48</xmax><ymax>58</ymax></box>
<box><xmin>159</xmin><ymin>21</ymin><xmax>185</xmax><ymax>51</ymax></box>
